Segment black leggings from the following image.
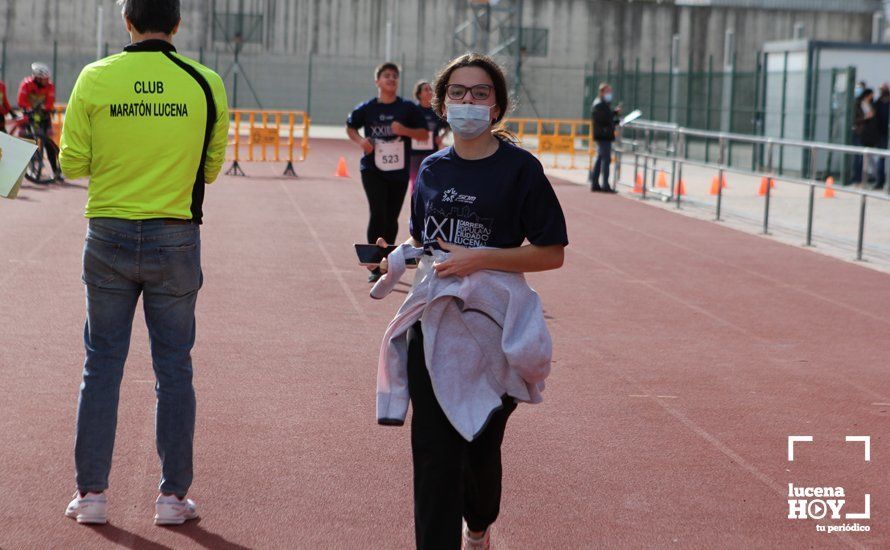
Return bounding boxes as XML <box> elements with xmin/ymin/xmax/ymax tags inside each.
<box><xmin>361</xmin><ymin>170</ymin><xmax>409</xmax><ymax>245</ymax></box>
<box><xmin>39</xmin><ymin>119</ymin><xmax>60</xmax><ymax>173</ymax></box>
<box><xmin>407</xmin><ymin>322</ymin><xmax>517</xmax><ymax>550</ymax></box>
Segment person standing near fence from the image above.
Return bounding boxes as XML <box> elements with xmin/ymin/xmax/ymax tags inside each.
<box><xmin>873</xmin><ymin>83</ymin><xmax>889</xmax><ymax>191</ymax></box>
<box><xmin>409</xmin><ymin>80</ymin><xmax>449</xmax><ymax>196</ymax></box>
<box><xmin>589</xmin><ymin>83</ymin><xmax>619</xmax><ymax>193</ymax></box>
<box><xmin>850</xmin><ymin>80</ymin><xmax>868</xmax><ymax>185</ymax></box>
<box><xmin>347</xmin><ymin>63</ymin><xmax>430</xmax><ymax>283</ymax></box>
<box><xmin>854</xmin><ymin>88</ymin><xmax>880</xmax><ymax>187</ymax></box>
<box><xmin>59</xmin><ymin>0</ymin><xmax>229</xmax><ymax>526</ymax></box>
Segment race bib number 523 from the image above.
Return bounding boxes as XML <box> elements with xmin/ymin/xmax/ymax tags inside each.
<box><xmin>374</xmin><ymin>140</ymin><xmax>405</xmax><ymax>172</ymax></box>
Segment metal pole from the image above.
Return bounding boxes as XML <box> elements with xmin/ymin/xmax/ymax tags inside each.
<box><xmin>705</xmin><ymin>55</ymin><xmax>713</xmax><ymax>162</ymax></box>
<box><xmin>641</xmin><ymin>153</ymin><xmax>648</xmax><ymax>199</ymax></box>
<box><xmin>676</xmin><ymin>133</ymin><xmax>685</xmax><ymax>208</ymax></box>
<box><xmin>753</xmin><ymin>51</ymin><xmax>762</xmax><ymax>171</ymax></box>
<box><xmin>856</xmin><ymin>194</ymin><xmax>867</xmax><ymax>260</ymax></box>
<box><xmin>764</xmin><ymin>141</ymin><xmax>774</xmax><ymax>234</ymax></box>
<box><xmin>649</xmin><ymin>57</ymin><xmax>655</xmax><ymax>120</ymax></box>
<box><xmin>685</xmin><ymin>47</ymin><xmax>693</xmax><ymax>127</ymax></box>
<box><xmin>670</xmin><ymin>128</ymin><xmax>679</xmax><ymax>199</ymax></box>
<box><xmin>306</xmin><ymin>52</ymin><xmax>313</xmax><ymax>115</ymax></box>
<box><xmin>779</xmin><ymin>51</ymin><xmax>789</xmax><ymax>175</ymax></box>
<box><xmin>716</xmin><ymin>137</ymin><xmax>725</xmax><ymax>221</ymax></box>
<box><xmin>806</xmin><ymin>146</ymin><xmax>816</xmax><ymax>246</ymax></box>
<box><xmin>634</xmin><ymin>57</ymin><xmax>640</xmax><ymax>111</ymax></box>
<box><xmin>233</xmin><ymin>65</ymin><xmax>239</xmax><ymax>108</ymax></box>
<box><xmin>52</xmin><ymin>41</ymin><xmax>58</xmax><ymax>83</ymax></box>
<box><xmin>668</xmin><ymin>35</ymin><xmax>678</xmax><ymax>123</ymax></box>
<box><xmin>727</xmin><ymin>52</ymin><xmax>737</xmax><ymax>167</ymax></box>
<box><xmin>1</xmin><ymin>40</ymin><xmax>5</xmax><ymax>82</ymax></box>
<box><xmin>96</xmin><ymin>6</ymin><xmax>104</xmax><ymax>61</ymax></box>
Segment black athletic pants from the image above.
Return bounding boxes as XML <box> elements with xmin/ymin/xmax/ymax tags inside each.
<box><xmin>361</xmin><ymin>170</ymin><xmax>409</xmax><ymax>245</ymax></box>
<box><xmin>407</xmin><ymin>321</ymin><xmax>517</xmax><ymax>550</ymax></box>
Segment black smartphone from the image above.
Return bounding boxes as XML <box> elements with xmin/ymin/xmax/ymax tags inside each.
<box><xmin>354</xmin><ymin>244</ymin><xmax>417</xmax><ymax>266</ymax></box>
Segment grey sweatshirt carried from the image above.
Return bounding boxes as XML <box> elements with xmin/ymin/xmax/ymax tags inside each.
<box><xmin>372</xmin><ymin>243</ymin><xmax>552</xmax><ymax>441</ymax></box>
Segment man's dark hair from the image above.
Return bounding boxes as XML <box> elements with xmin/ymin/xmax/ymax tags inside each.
<box><xmin>375</xmin><ymin>62</ymin><xmax>400</xmax><ymax>80</ymax></box>
<box><xmin>117</xmin><ymin>0</ymin><xmax>181</xmax><ymax>35</ymax></box>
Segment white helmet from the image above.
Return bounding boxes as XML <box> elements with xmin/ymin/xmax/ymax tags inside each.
<box><xmin>31</xmin><ymin>62</ymin><xmax>51</xmax><ymax>79</ymax></box>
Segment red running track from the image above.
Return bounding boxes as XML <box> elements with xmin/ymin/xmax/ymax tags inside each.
<box><xmin>0</xmin><ymin>139</ymin><xmax>888</xmax><ymax>549</ymax></box>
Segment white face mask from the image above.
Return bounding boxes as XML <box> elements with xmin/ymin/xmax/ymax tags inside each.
<box><xmin>446</xmin><ymin>103</ymin><xmax>493</xmax><ymax>140</ymax></box>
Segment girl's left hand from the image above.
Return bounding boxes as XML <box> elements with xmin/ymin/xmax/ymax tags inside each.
<box><xmin>433</xmin><ymin>238</ymin><xmax>487</xmax><ymax>277</ymax></box>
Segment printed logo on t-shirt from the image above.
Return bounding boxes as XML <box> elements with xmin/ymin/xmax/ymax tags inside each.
<box><xmin>369</xmin><ymin>114</ymin><xmax>396</xmax><ymax>139</ymax></box>
<box><xmin>441</xmin><ymin>188</ymin><xmax>476</xmax><ymax>204</ymax></box>
<box><xmin>423</xmin><ymin>205</ymin><xmax>492</xmax><ymax>248</ymax></box>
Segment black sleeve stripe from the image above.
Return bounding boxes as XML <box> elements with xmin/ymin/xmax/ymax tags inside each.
<box><xmin>162</xmin><ymin>51</ymin><xmax>217</xmax><ymax>225</ymax></box>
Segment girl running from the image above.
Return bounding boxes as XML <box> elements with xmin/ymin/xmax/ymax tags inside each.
<box><xmin>372</xmin><ymin>53</ymin><xmax>568</xmax><ymax>549</ymax></box>
<box><xmin>347</xmin><ymin>62</ymin><xmax>430</xmax><ymax>282</ymax></box>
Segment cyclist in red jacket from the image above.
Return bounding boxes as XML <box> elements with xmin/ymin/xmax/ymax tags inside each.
<box><xmin>18</xmin><ymin>63</ymin><xmax>61</xmax><ymax>180</ymax></box>
<box><xmin>0</xmin><ymin>80</ymin><xmax>13</xmax><ymax>133</ymax></box>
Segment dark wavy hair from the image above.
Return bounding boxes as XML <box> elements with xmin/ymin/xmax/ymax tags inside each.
<box><xmin>431</xmin><ymin>53</ymin><xmax>515</xmax><ymax>142</ymax></box>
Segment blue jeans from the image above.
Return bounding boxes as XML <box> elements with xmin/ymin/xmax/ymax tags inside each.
<box><xmin>590</xmin><ymin>140</ymin><xmax>612</xmax><ymax>187</ymax></box>
<box><xmin>75</xmin><ymin>218</ymin><xmax>202</xmax><ymax>497</ymax></box>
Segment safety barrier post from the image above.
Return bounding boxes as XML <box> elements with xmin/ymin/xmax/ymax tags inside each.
<box><xmin>805</xmin><ymin>145</ymin><xmax>816</xmax><ymax>246</ymax></box>
<box><xmin>675</xmin><ymin>132</ymin><xmax>685</xmax><ymax>209</ymax></box>
<box><xmin>283</xmin><ymin>112</ymin><xmax>297</xmax><ymax>177</ymax></box>
<box><xmin>569</xmin><ymin>122</ymin><xmax>577</xmax><ymax>170</ymax></box>
<box><xmin>716</xmin><ymin>136</ymin><xmax>725</xmax><ymax>221</ymax></box>
<box><xmin>226</xmin><ymin>111</ymin><xmax>246</xmax><ymax>176</ymax></box>
<box><xmin>857</xmin><ymin>194</ymin><xmax>867</xmax><ymax>261</ymax></box>
<box><xmin>763</xmin><ymin>140</ymin><xmax>774</xmax><ymax>234</ymax></box>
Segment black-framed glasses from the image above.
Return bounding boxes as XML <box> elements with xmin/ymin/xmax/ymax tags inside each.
<box><xmin>445</xmin><ymin>84</ymin><xmax>494</xmax><ymax>101</ymax></box>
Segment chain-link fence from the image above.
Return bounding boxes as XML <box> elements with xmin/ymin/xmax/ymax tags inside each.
<box><xmin>585</xmin><ymin>56</ymin><xmax>860</xmax><ymax>181</ymax></box>
<box><xmin>1</xmin><ymin>40</ymin><xmax>594</xmax><ymax>126</ymax></box>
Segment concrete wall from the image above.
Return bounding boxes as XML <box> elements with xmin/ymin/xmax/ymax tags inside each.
<box><xmin>0</xmin><ymin>0</ymin><xmax>878</xmax><ymax>122</ymax></box>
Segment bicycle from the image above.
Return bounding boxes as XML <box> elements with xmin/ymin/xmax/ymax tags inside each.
<box><xmin>12</xmin><ymin>108</ymin><xmax>58</xmax><ymax>184</ymax></box>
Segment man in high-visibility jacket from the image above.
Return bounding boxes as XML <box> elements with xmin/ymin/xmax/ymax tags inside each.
<box><xmin>59</xmin><ymin>0</ymin><xmax>228</xmax><ymax>527</ymax></box>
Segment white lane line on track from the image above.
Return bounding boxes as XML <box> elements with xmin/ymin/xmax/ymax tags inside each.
<box><xmin>557</xmin><ymin>320</ymin><xmax>863</xmax><ymax>549</ymax></box>
<box><xmin>563</xmin><ymin>202</ymin><xmax>890</xmax><ymax>327</ymax></box>
<box><xmin>279</xmin><ymin>180</ymin><xmax>366</xmax><ymax>319</ymax></box>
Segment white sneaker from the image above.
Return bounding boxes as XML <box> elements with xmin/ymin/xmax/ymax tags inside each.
<box><xmin>462</xmin><ymin>521</ymin><xmax>491</xmax><ymax>550</ymax></box>
<box><xmin>65</xmin><ymin>492</ymin><xmax>107</xmax><ymax>524</ymax></box>
<box><xmin>154</xmin><ymin>494</ymin><xmax>199</xmax><ymax>526</ymax></box>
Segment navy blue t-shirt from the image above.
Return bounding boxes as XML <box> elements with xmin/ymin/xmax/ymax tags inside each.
<box><xmin>411</xmin><ymin>105</ymin><xmax>449</xmax><ymax>156</ymax></box>
<box><xmin>410</xmin><ymin>140</ymin><xmax>569</xmax><ymax>250</ymax></box>
<box><xmin>346</xmin><ymin>97</ymin><xmax>427</xmax><ymax>182</ymax></box>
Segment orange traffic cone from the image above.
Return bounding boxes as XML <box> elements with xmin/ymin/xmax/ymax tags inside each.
<box><xmin>335</xmin><ymin>156</ymin><xmax>350</xmax><ymax>177</ymax></box>
<box><xmin>676</xmin><ymin>179</ymin><xmax>686</xmax><ymax>196</ymax></box>
<box><xmin>656</xmin><ymin>171</ymin><xmax>668</xmax><ymax>188</ymax></box>
<box><xmin>823</xmin><ymin>176</ymin><xmax>835</xmax><ymax>198</ymax></box>
<box><xmin>757</xmin><ymin>177</ymin><xmax>775</xmax><ymax>196</ymax></box>
<box><xmin>633</xmin><ymin>172</ymin><xmax>644</xmax><ymax>194</ymax></box>
<box><xmin>709</xmin><ymin>175</ymin><xmax>721</xmax><ymax>195</ymax></box>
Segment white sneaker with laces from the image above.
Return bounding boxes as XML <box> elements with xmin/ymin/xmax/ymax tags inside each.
<box><xmin>154</xmin><ymin>494</ymin><xmax>199</xmax><ymax>526</ymax></box>
<box><xmin>462</xmin><ymin>521</ymin><xmax>491</xmax><ymax>550</ymax></box>
<box><xmin>65</xmin><ymin>492</ymin><xmax>107</xmax><ymax>524</ymax></box>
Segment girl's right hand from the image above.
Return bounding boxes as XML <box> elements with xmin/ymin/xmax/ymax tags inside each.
<box><xmin>361</xmin><ymin>138</ymin><xmax>374</xmax><ymax>155</ymax></box>
<box><xmin>376</xmin><ymin>238</ymin><xmax>390</xmax><ymax>273</ymax></box>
